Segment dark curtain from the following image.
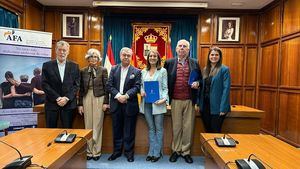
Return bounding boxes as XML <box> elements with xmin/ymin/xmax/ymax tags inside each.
<box><xmin>0</xmin><ymin>7</ymin><xmax>19</xmax><ymax>28</ymax></box>
<box><xmin>103</xmin><ymin>13</ymin><xmax>198</xmax><ymax>64</ymax></box>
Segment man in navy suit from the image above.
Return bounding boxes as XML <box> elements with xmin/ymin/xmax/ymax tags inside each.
<box><xmin>164</xmin><ymin>39</ymin><xmax>202</xmax><ymax>164</ymax></box>
<box><xmin>42</xmin><ymin>40</ymin><xmax>80</xmax><ymax>128</ymax></box>
<box><xmin>106</xmin><ymin>47</ymin><xmax>141</xmax><ymax>162</ymax></box>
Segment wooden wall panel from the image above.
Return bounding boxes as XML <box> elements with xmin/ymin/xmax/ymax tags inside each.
<box><xmin>245</xmin><ymin>15</ymin><xmax>258</xmax><ymax>44</ymax></box>
<box><xmin>44</xmin><ymin>11</ymin><xmax>56</xmax><ymax>38</ymax></box>
<box><xmin>24</xmin><ymin>0</ymin><xmax>43</xmax><ymax>31</ymax></box>
<box><xmin>68</xmin><ymin>44</ymin><xmax>89</xmax><ymax>68</ymax></box>
<box><xmin>199</xmin><ymin>46</ymin><xmax>209</xmax><ymax>69</ymax></box>
<box><xmin>7</xmin><ymin>0</ymin><xmax>24</xmax><ymax>8</ymax></box>
<box><xmin>90</xmin><ymin>44</ymin><xmax>101</xmax><ymax>51</ymax></box>
<box><xmin>258</xmin><ymin>89</ymin><xmax>277</xmax><ymax>134</ymax></box>
<box><xmin>280</xmin><ymin>37</ymin><xmax>300</xmax><ymax>88</ymax></box>
<box><xmin>199</xmin><ymin>14</ymin><xmax>212</xmax><ymax>44</ymax></box>
<box><xmin>260</xmin><ymin>43</ymin><xmax>279</xmax><ymax>87</ymax></box>
<box><xmin>230</xmin><ymin>88</ymin><xmax>243</xmax><ymax>105</ymax></box>
<box><xmin>0</xmin><ymin>0</ymin><xmax>24</xmax><ymax>14</ymax></box>
<box><xmin>244</xmin><ymin>88</ymin><xmax>255</xmax><ymax>107</ymax></box>
<box><xmin>221</xmin><ymin>47</ymin><xmax>244</xmax><ymax>86</ymax></box>
<box><xmin>245</xmin><ymin>47</ymin><xmax>257</xmax><ymax>86</ymax></box>
<box><xmin>283</xmin><ymin>0</ymin><xmax>300</xmax><ymax>35</ymax></box>
<box><xmin>89</xmin><ymin>10</ymin><xmax>102</xmax><ymax>42</ymax></box>
<box><xmin>261</xmin><ymin>5</ymin><xmax>280</xmax><ymax>42</ymax></box>
<box><xmin>278</xmin><ymin>91</ymin><xmax>300</xmax><ymax>146</ymax></box>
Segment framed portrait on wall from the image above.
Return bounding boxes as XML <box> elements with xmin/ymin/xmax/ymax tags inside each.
<box><xmin>217</xmin><ymin>17</ymin><xmax>240</xmax><ymax>42</ymax></box>
<box><xmin>62</xmin><ymin>14</ymin><xmax>83</xmax><ymax>38</ymax></box>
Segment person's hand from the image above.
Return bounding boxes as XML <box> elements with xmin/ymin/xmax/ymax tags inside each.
<box><xmin>38</xmin><ymin>90</ymin><xmax>45</xmax><ymax>95</ymax></box>
<box><xmin>220</xmin><ymin>112</ymin><xmax>226</xmax><ymax>116</ymax></box>
<box><xmin>140</xmin><ymin>91</ymin><xmax>146</xmax><ymax>97</ymax></box>
<box><xmin>78</xmin><ymin>106</ymin><xmax>84</xmax><ymax>115</ymax></box>
<box><xmin>154</xmin><ymin>99</ymin><xmax>166</xmax><ymax>105</ymax></box>
<box><xmin>191</xmin><ymin>81</ymin><xmax>199</xmax><ymax>89</ymax></box>
<box><xmin>195</xmin><ymin>105</ymin><xmax>200</xmax><ymax>113</ymax></box>
<box><xmin>102</xmin><ymin>104</ymin><xmax>110</xmax><ymax>112</ymax></box>
<box><xmin>117</xmin><ymin>95</ymin><xmax>127</xmax><ymax>104</ymax></box>
<box><xmin>25</xmin><ymin>92</ymin><xmax>31</xmax><ymax>96</ymax></box>
<box><xmin>57</xmin><ymin>97</ymin><xmax>68</xmax><ymax>107</ymax></box>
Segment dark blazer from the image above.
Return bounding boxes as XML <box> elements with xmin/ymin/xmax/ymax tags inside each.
<box><xmin>106</xmin><ymin>64</ymin><xmax>141</xmax><ymax>115</ymax></box>
<box><xmin>78</xmin><ymin>66</ymin><xmax>109</xmax><ymax>106</ymax></box>
<box><xmin>198</xmin><ymin>65</ymin><xmax>231</xmax><ymax>115</ymax></box>
<box><xmin>42</xmin><ymin>60</ymin><xmax>80</xmax><ymax>110</ymax></box>
<box><xmin>164</xmin><ymin>57</ymin><xmax>202</xmax><ymax>104</ymax></box>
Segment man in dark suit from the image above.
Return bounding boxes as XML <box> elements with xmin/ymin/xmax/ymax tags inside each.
<box><xmin>106</xmin><ymin>47</ymin><xmax>141</xmax><ymax>162</ymax></box>
<box><xmin>42</xmin><ymin>40</ymin><xmax>80</xmax><ymax>128</ymax></box>
<box><xmin>164</xmin><ymin>39</ymin><xmax>202</xmax><ymax>164</ymax></box>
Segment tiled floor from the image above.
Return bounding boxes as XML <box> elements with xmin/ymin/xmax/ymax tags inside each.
<box><xmin>87</xmin><ymin>154</ymin><xmax>205</xmax><ymax>169</ymax></box>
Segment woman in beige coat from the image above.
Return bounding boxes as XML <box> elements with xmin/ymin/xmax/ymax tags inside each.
<box><xmin>78</xmin><ymin>48</ymin><xmax>109</xmax><ymax>161</ymax></box>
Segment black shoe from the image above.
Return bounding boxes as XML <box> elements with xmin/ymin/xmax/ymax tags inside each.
<box><xmin>108</xmin><ymin>153</ymin><xmax>121</xmax><ymax>161</ymax></box>
<box><xmin>87</xmin><ymin>156</ymin><xmax>93</xmax><ymax>160</ymax></box>
<box><xmin>127</xmin><ymin>156</ymin><xmax>134</xmax><ymax>162</ymax></box>
<box><xmin>93</xmin><ymin>156</ymin><xmax>100</xmax><ymax>161</ymax></box>
<box><xmin>151</xmin><ymin>156</ymin><xmax>161</xmax><ymax>162</ymax></box>
<box><xmin>169</xmin><ymin>152</ymin><xmax>180</xmax><ymax>162</ymax></box>
<box><xmin>146</xmin><ymin>156</ymin><xmax>153</xmax><ymax>161</ymax></box>
<box><xmin>183</xmin><ymin>155</ymin><xmax>193</xmax><ymax>163</ymax></box>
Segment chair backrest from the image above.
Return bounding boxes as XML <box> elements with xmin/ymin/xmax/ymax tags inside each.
<box><xmin>0</xmin><ymin>121</ymin><xmax>10</xmax><ymax>136</ymax></box>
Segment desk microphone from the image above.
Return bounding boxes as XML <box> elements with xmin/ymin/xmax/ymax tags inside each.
<box><xmin>223</xmin><ymin>134</ymin><xmax>239</xmax><ymax>144</ymax></box>
<box><xmin>235</xmin><ymin>154</ymin><xmax>273</xmax><ymax>169</ymax></box>
<box><xmin>0</xmin><ymin>140</ymin><xmax>32</xmax><ymax>169</ymax></box>
<box><xmin>214</xmin><ymin>134</ymin><xmax>238</xmax><ymax>147</ymax></box>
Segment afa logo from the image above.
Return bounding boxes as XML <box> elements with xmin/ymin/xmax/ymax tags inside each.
<box><xmin>4</xmin><ymin>30</ymin><xmax>23</xmax><ymax>42</ymax></box>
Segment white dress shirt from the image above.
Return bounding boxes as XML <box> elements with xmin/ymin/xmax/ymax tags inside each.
<box><xmin>57</xmin><ymin>59</ymin><xmax>66</xmax><ymax>83</ymax></box>
<box><xmin>115</xmin><ymin>65</ymin><xmax>129</xmax><ymax>99</ymax></box>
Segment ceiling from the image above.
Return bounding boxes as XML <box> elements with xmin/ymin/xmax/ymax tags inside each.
<box><xmin>36</xmin><ymin>0</ymin><xmax>274</xmax><ymax>9</ymax></box>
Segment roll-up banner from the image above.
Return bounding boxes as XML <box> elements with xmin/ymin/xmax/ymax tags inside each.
<box><xmin>0</xmin><ymin>27</ymin><xmax>52</xmax><ymax>132</ymax></box>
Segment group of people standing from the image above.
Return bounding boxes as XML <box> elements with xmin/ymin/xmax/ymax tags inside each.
<box><xmin>41</xmin><ymin>39</ymin><xmax>231</xmax><ymax>164</ymax></box>
<box><xmin>0</xmin><ymin>68</ymin><xmax>45</xmax><ymax>109</ymax></box>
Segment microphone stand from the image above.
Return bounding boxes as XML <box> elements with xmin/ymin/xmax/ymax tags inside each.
<box><xmin>0</xmin><ymin>140</ymin><xmax>33</xmax><ymax>169</ymax></box>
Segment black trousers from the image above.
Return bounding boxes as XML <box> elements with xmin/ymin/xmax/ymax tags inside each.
<box><xmin>201</xmin><ymin>98</ymin><xmax>226</xmax><ymax>133</ymax></box>
<box><xmin>111</xmin><ymin>103</ymin><xmax>137</xmax><ymax>157</ymax></box>
<box><xmin>45</xmin><ymin>108</ymin><xmax>74</xmax><ymax>128</ymax></box>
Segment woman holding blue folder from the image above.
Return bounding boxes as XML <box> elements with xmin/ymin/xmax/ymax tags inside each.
<box><xmin>140</xmin><ymin>50</ymin><xmax>168</xmax><ymax>162</ymax></box>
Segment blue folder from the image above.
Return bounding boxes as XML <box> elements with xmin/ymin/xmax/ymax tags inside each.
<box><xmin>144</xmin><ymin>81</ymin><xmax>160</xmax><ymax>103</ymax></box>
<box><xmin>188</xmin><ymin>70</ymin><xmax>199</xmax><ymax>85</ymax></box>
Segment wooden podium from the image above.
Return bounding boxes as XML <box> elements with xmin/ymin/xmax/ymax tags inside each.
<box><xmin>200</xmin><ymin>133</ymin><xmax>300</xmax><ymax>169</ymax></box>
<box><xmin>0</xmin><ymin>128</ymin><xmax>92</xmax><ymax>169</ymax></box>
<box><xmin>33</xmin><ymin>105</ymin><xmax>264</xmax><ymax>155</ymax></box>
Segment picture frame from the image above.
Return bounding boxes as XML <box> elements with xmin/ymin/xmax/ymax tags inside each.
<box><xmin>62</xmin><ymin>14</ymin><xmax>83</xmax><ymax>39</ymax></box>
<box><xmin>217</xmin><ymin>17</ymin><xmax>240</xmax><ymax>42</ymax></box>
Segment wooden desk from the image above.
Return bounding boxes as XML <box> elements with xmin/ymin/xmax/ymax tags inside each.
<box><xmin>200</xmin><ymin>133</ymin><xmax>300</xmax><ymax>169</ymax></box>
<box><xmin>0</xmin><ymin>128</ymin><xmax>92</xmax><ymax>169</ymax></box>
<box><xmin>33</xmin><ymin>105</ymin><xmax>264</xmax><ymax>155</ymax></box>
